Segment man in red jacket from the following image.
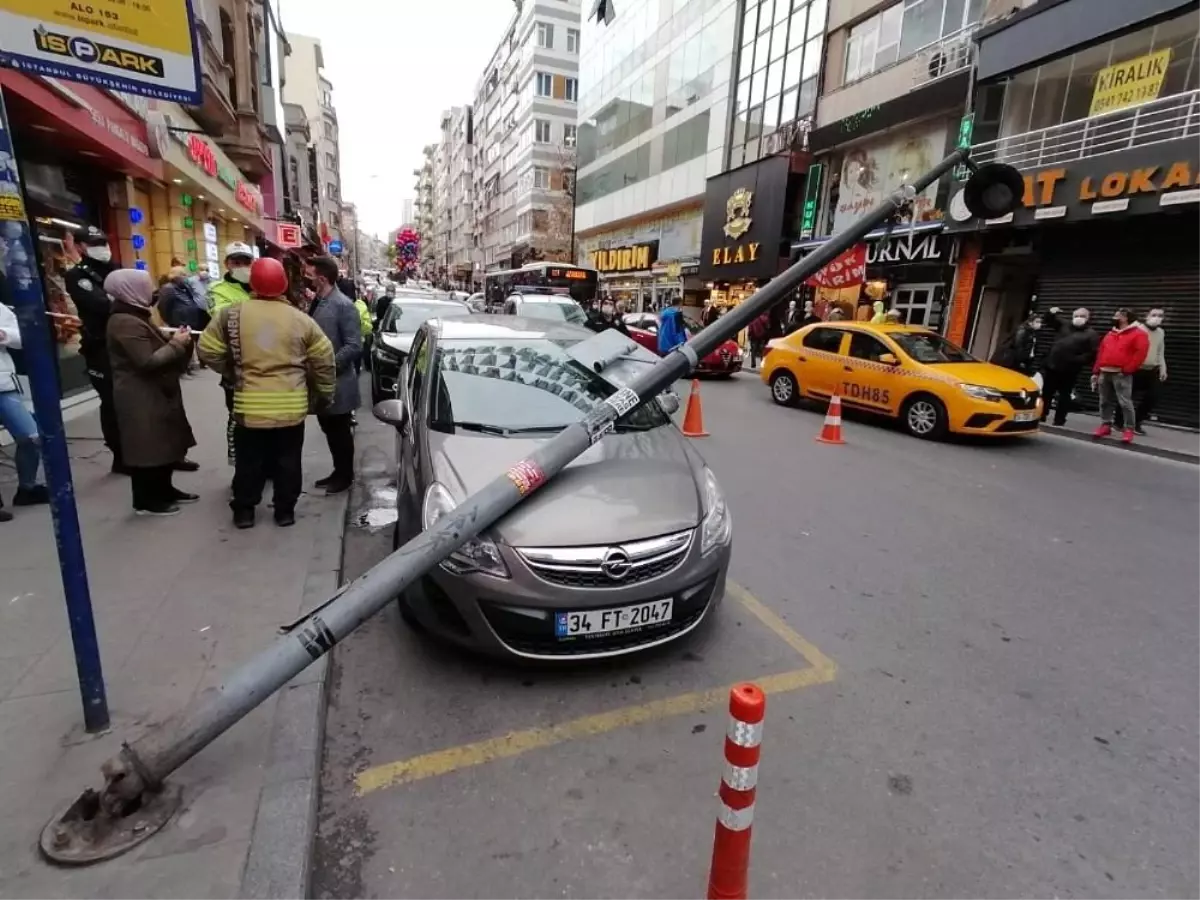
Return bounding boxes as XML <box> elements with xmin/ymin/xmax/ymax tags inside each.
<box><xmin>1091</xmin><ymin>307</ymin><xmax>1149</xmax><ymax>444</ymax></box>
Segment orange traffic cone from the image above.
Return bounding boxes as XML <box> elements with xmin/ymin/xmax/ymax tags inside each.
<box><xmin>816</xmin><ymin>394</ymin><xmax>845</xmax><ymax>445</ymax></box>
<box><xmin>681</xmin><ymin>379</ymin><xmax>710</xmax><ymax>437</ymax></box>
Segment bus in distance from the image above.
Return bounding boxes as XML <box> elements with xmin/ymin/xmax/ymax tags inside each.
<box><xmin>483</xmin><ymin>262</ymin><xmax>598</xmax><ymax>310</ymax></box>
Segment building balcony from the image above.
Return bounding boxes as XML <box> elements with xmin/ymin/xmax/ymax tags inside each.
<box><xmin>970</xmin><ymin>90</ymin><xmax>1200</xmax><ymax>171</ymax></box>
<box><xmin>816</xmin><ymin>24</ymin><xmax>980</xmax><ymax>129</ymax></box>
<box><xmin>188</xmin><ymin>21</ymin><xmax>237</xmax><ymax>136</ymax></box>
<box><xmin>217</xmin><ymin>109</ymin><xmax>273</xmax><ymax>181</ymax></box>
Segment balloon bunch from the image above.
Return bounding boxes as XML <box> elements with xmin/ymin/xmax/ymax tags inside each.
<box><xmin>394</xmin><ymin>228</ymin><xmax>421</xmax><ymax>276</ymax></box>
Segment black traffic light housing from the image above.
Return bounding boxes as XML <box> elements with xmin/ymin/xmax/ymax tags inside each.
<box><xmin>962</xmin><ymin>162</ymin><xmax>1025</xmax><ymax>220</ymax></box>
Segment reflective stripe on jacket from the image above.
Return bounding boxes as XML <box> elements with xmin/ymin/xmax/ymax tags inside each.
<box><xmin>197</xmin><ymin>297</ymin><xmax>335</xmax><ymax>428</ymax></box>
<box><xmin>355</xmin><ymin>298</ymin><xmax>374</xmax><ymax>335</ymax></box>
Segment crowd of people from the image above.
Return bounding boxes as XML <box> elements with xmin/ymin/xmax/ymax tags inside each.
<box><xmin>991</xmin><ymin>305</ymin><xmax>1168</xmax><ymax>442</ymax></box>
<box><xmin>1</xmin><ymin>228</ymin><xmax>376</xmax><ymax>527</ymax></box>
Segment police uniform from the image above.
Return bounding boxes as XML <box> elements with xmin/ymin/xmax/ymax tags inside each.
<box><xmin>64</xmin><ymin>229</ymin><xmax>123</xmax><ymax>471</ymax></box>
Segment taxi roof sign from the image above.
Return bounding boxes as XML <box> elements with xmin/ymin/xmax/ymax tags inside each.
<box><xmin>0</xmin><ymin>0</ymin><xmax>202</xmax><ymax>104</ymax></box>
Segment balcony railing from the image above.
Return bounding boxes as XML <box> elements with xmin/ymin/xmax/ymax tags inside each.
<box><xmin>911</xmin><ymin>23</ymin><xmax>980</xmax><ymax>88</ymax></box>
<box><xmin>970</xmin><ymin>89</ymin><xmax>1200</xmax><ymax>170</ymax></box>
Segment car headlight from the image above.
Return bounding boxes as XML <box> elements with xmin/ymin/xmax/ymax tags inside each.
<box><xmin>959</xmin><ymin>383</ymin><xmax>1003</xmax><ymax>402</ymax></box>
<box><xmin>422</xmin><ymin>482</ymin><xmax>510</xmax><ymax>578</ymax></box>
<box><xmin>700</xmin><ymin>467</ymin><xmax>732</xmax><ymax>556</ymax></box>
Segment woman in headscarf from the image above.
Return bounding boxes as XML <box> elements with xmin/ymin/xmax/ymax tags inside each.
<box><xmin>104</xmin><ymin>269</ymin><xmax>198</xmax><ymax>516</ymax></box>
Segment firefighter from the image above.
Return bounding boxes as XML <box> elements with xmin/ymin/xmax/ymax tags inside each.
<box><xmin>197</xmin><ymin>257</ymin><xmax>336</xmax><ymax>529</ymax></box>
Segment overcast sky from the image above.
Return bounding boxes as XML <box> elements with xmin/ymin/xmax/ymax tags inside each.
<box><xmin>281</xmin><ymin>0</ymin><xmax>516</xmax><ymax>238</ymax></box>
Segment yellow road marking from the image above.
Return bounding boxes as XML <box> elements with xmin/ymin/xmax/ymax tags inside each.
<box><xmin>354</xmin><ymin>582</ymin><xmax>836</xmax><ymax>796</ymax></box>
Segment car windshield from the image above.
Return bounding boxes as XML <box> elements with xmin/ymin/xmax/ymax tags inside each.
<box><xmin>892</xmin><ymin>332</ymin><xmax>975</xmax><ymax>364</ymax></box>
<box><xmin>381</xmin><ymin>302</ymin><xmax>469</xmax><ymax>333</ymax></box>
<box><xmin>519</xmin><ymin>300</ymin><xmax>587</xmax><ymax>326</ymax></box>
<box><xmin>429</xmin><ymin>337</ymin><xmax>670</xmax><ymax>435</ymax></box>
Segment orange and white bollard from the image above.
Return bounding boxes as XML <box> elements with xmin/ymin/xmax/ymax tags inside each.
<box><xmin>707</xmin><ymin>682</ymin><xmax>766</xmax><ymax>900</ymax></box>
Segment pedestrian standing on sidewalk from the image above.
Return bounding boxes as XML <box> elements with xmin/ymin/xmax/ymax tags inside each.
<box><xmin>657</xmin><ymin>293</ymin><xmax>688</xmax><ymax>355</ymax></box>
<box><xmin>1119</xmin><ymin>308</ymin><xmax>1168</xmax><ymax>435</ymax></box>
<box><xmin>208</xmin><ymin>243</ymin><xmax>255</xmax><ymax>466</ymax></box>
<box><xmin>103</xmin><ymin>270</ymin><xmax>198</xmax><ymax>516</ymax></box>
<box><xmin>1040</xmin><ymin>308</ymin><xmax>1098</xmax><ymax>426</ymax></box>
<box><xmin>1091</xmin><ymin>307</ymin><xmax>1149</xmax><ymax>444</ymax></box>
<box><xmin>198</xmin><ymin>258</ymin><xmax>336</xmax><ymax>529</ymax></box>
<box><xmin>991</xmin><ymin>312</ymin><xmax>1042</xmax><ymax>374</ymax></box>
<box><xmin>64</xmin><ymin>225</ymin><xmax>127</xmax><ymax>474</ymax></box>
<box><xmin>304</xmin><ymin>255</ymin><xmax>362</xmax><ymax>495</ymax></box>
<box><xmin>748</xmin><ymin>311</ymin><xmax>770</xmax><ymax>369</ymax></box>
<box><xmin>0</xmin><ymin>275</ymin><xmax>50</xmax><ymax>522</ymax></box>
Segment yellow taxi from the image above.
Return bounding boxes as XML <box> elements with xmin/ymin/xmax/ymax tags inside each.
<box><xmin>761</xmin><ymin>322</ymin><xmax>1042</xmax><ymax>439</ymax></box>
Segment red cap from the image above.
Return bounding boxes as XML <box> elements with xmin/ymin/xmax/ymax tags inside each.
<box><xmin>250</xmin><ymin>257</ymin><xmax>288</xmax><ymax>298</ymax></box>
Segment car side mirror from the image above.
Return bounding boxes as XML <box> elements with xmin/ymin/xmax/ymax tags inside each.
<box><xmin>879</xmin><ymin>353</ymin><xmax>900</xmax><ymax>366</ymax></box>
<box><xmin>658</xmin><ymin>391</ymin><xmax>681</xmax><ymax>415</ymax></box>
<box><xmin>373</xmin><ymin>398</ymin><xmax>407</xmax><ymax>428</ymax></box>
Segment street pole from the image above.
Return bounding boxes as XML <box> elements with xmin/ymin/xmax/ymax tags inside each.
<box><xmin>47</xmin><ymin>147</ymin><xmax>1021</xmax><ymax>861</ymax></box>
<box><xmin>0</xmin><ymin>91</ymin><xmax>109</xmax><ymax>733</ymax></box>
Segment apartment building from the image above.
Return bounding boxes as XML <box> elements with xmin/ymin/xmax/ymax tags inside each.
<box><xmin>573</xmin><ymin>0</ymin><xmax>752</xmax><ymax>311</ymax></box>
<box><xmin>413</xmin><ymin>144</ymin><xmax>436</xmax><ymax>271</ymax></box>
<box><xmin>471</xmin><ymin>0</ymin><xmax>584</xmax><ymax>277</ymax></box>
<box><xmin>945</xmin><ymin>0</ymin><xmax>1198</xmax><ymax>427</ymax></box>
<box><xmin>282</xmin><ymin>102</ymin><xmax>318</xmax><ymax>235</ymax></box>
<box><xmin>430</xmin><ymin>106</ymin><xmax>475</xmax><ymax>287</ymax></box>
<box><xmin>284</xmin><ymin>34</ymin><xmax>344</xmax><ymax>243</ymax></box>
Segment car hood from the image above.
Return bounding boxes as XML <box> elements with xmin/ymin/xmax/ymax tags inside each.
<box><xmin>379</xmin><ymin>331</ymin><xmax>417</xmax><ymax>354</ymax></box>
<box><xmin>429</xmin><ymin>426</ymin><xmax>706</xmax><ymax>547</ymax></box>
<box><xmin>922</xmin><ymin>362</ymin><xmax>1040</xmax><ymax>391</ymax></box>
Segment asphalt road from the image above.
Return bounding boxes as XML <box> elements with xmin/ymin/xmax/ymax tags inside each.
<box><xmin>313</xmin><ymin>373</ymin><xmax>1199</xmax><ymax>899</ymax></box>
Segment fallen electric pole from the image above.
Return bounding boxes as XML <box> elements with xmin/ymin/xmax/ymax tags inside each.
<box><xmin>40</xmin><ymin>149</ymin><xmax>1025</xmax><ymax>863</ymax></box>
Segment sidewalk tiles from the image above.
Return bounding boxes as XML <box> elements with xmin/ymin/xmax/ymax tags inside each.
<box><xmin>0</xmin><ymin>375</ymin><xmax>347</xmax><ymax>898</ymax></box>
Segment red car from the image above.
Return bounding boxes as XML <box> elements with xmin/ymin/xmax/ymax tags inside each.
<box><xmin>622</xmin><ymin>312</ymin><xmax>743</xmax><ymax>376</ymax></box>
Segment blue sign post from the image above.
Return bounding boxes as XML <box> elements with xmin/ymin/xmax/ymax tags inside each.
<box><xmin>0</xmin><ymin>92</ymin><xmax>108</xmax><ymax>732</ymax></box>
<box><xmin>328</xmin><ymin>240</ymin><xmax>344</xmax><ymax>255</ymax></box>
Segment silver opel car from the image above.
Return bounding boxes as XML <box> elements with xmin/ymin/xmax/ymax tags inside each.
<box><xmin>373</xmin><ymin>316</ymin><xmax>733</xmax><ymax>661</ymax></box>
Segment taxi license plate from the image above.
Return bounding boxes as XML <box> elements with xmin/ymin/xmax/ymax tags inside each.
<box><xmin>1013</xmin><ymin>411</ymin><xmax>1038</xmax><ymax>423</ymax></box>
<box><xmin>555</xmin><ymin>599</ymin><xmax>673</xmax><ymax>639</ymax></box>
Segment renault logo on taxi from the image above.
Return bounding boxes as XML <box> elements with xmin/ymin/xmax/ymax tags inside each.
<box><xmin>34</xmin><ymin>27</ymin><xmax>165</xmax><ymax>78</ymax></box>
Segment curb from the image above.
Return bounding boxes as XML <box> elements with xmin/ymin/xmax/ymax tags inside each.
<box><xmin>1040</xmin><ymin>424</ymin><xmax>1199</xmax><ymax>465</ymax></box>
<box><xmin>240</xmin><ymin>491</ymin><xmax>349</xmax><ymax>899</ymax></box>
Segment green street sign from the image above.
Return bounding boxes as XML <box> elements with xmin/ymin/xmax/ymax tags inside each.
<box><xmin>183</xmin><ymin>216</ymin><xmax>194</xmax><ymax>229</ymax></box>
<box><xmin>181</xmin><ymin>193</ymin><xmax>194</xmax><ymax>207</ymax></box>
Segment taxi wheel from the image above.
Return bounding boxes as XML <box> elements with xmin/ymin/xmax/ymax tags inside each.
<box><xmin>770</xmin><ymin>370</ymin><xmax>800</xmax><ymax>407</ymax></box>
<box><xmin>901</xmin><ymin>394</ymin><xmax>948</xmax><ymax>440</ymax></box>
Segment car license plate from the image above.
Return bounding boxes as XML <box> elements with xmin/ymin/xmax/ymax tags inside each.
<box><xmin>555</xmin><ymin>599</ymin><xmax>673</xmax><ymax>639</ymax></box>
<box><xmin>1013</xmin><ymin>411</ymin><xmax>1038</xmax><ymax>423</ymax></box>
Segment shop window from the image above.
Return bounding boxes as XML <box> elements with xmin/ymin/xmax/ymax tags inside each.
<box><xmin>802</xmin><ymin>327</ymin><xmax>844</xmax><ymax>353</ymax></box>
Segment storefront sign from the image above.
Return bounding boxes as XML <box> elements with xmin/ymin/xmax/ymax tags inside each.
<box><xmin>591</xmin><ymin>241</ymin><xmax>659</xmax><ymax>273</ymax></box>
<box><xmin>699</xmin><ymin>155</ymin><xmax>791</xmax><ymax>282</ymax></box>
<box><xmin>277</xmin><ymin>222</ymin><xmax>302</xmax><ymax>248</ymax></box>
<box><xmin>805</xmin><ymin>243</ymin><xmax>866</xmax><ymax>288</ymax></box>
<box><xmin>799</xmin><ymin>163</ymin><xmax>823</xmax><ymax>240</ymax></box>
<box><xmin>866</xmin><ymin>232</ymin><xmax>946</xmax><ymax>265</ymax></box>
<box><xmin>0</xmin><ymin>0</ymin><xmax>203</xmax><ymax>104</ymax></box>
<box><xmin>947</xmin><ymin>138</ymin><xmax>1200</xmax><ymax>231</ymax></box>
<box><xmin>1089</xmin><ymin>49</ymin><xmax>1171</xmax><ymax>117</ymax></box>
<box><xmin>150</xmin><ymin>109</ymin><xmax>264</xmax><ymax>219</ymax></box>
<box><xmin>833</xmin><ymin>120</ymin><xmax>948</xmax><ymax>233</ymax></box>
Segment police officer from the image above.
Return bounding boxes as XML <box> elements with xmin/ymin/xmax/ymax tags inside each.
<box><xmin>207</xmin><ymin>242</ymin><xmax>255</xmax><ymax>464</ymax></box>
<box><xmin>64</xmin><ymin>226</ymin><xmax>126</xmax><ymax>473</ymax></box>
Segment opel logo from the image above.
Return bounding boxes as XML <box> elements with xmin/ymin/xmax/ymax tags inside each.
<box><xmin>600</xmin><ymin>547</ymin><xmax>632</xmax><ymax>581</ymax></box>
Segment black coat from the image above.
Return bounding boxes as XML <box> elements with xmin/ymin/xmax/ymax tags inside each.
<box><xmin>64</xmin><ymin>257</ymin><xmax>118</xmax><ymax>364</ymax></box>
<box><xmin>157</xmin><ymin>280</ymin><xmax>209</xmax><ymax>330</ymax></box>
<box><xmin>991</xmin><ymin>324</ymin><xmax>1038</xmax><ymax>373</ymax></box>
<box><xmin>1044</xmin><ymin>325</ymin><xmax>1100</xmax><ymax>375</ymax></box>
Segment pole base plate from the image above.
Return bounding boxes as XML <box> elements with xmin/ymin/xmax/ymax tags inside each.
<box><xmin>39</xmin><ymin>783</ymin><xmax>181</xmax><ymax>866</ymax></box>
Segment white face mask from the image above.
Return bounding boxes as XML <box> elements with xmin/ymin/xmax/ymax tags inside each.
<box><xmin>229</xmin><ymin>266</ymin><xmax>251</xmax><ymax>284</ymax></box>
<box><xmin>1146</xmin><ymin>315</ymin><xmax>1163</xmax><ymax>328</ymax></box>
<box><xmin>1030</xmin><ymin>321</ymin><xmax>1042</xmax><ymax>331</ymax></box>
<box><xmin>85</xmin><ymin>245</ymin><xmax>112</xmax><ymax>264</ymax></box>
<box><xmin>1072</xmin><ymin>316</ymin><xmax>1088</xmax><ymax>327</ymax></box>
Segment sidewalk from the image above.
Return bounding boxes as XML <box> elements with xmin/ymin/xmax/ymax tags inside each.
<box><xmin>0</xmin><ymin>376</ymin><xmax>347</xmax><ymax>898</ymax></box>
<box><xmin>1041</xmin><ymin>412</ymin><xmax>1199</xmax><ymax>464</ymax></box>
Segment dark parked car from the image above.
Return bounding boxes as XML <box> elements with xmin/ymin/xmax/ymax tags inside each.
<box><xmin>370</xmin><ymin>297</ymin><xmax>471</xmax><ymax>403</ymax></box>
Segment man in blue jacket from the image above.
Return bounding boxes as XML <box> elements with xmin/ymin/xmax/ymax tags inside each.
<box><xmin>657</xmin><ymin>294</ymin><xmax>688</xmax><ymax>355</ymax></box>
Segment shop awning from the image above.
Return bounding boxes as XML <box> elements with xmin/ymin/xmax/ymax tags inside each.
<box><xmin>792</xmin><ymin>220</ymin><xmax>943</xmax><ymax>253</ymax></box>
<box><xmin>0</xmin><ymin>73</ymin><xmax>163</xmax><ymax>182</ymax></box>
